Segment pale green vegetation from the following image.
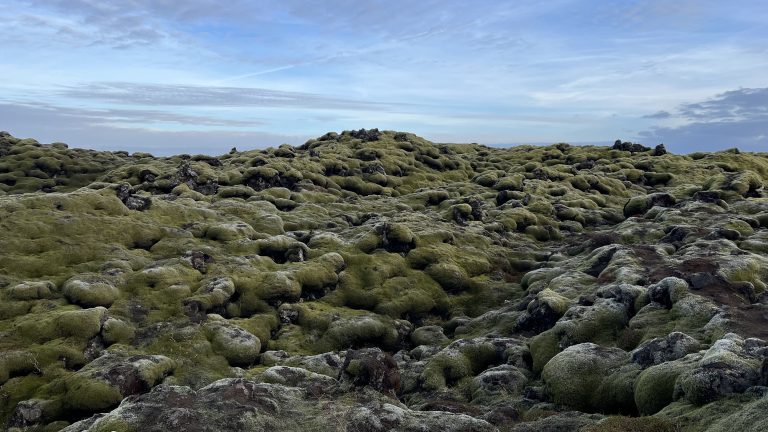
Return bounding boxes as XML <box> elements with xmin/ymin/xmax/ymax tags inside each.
<box><xmin>1</xmin><ymin>130</ymin><xmax>767</xmax><ymax>431</ymax></box>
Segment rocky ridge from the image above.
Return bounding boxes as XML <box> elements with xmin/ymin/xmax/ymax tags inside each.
<box><xmin>0</xmin><ymin>129</ymin><xmax>767</xmax><ymax>431</ymax></box>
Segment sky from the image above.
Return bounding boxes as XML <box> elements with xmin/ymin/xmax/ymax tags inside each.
<box><xmin>1</xmin><ymin>0</ymin><xmax>767</xmax><ymax>155</ymax></box>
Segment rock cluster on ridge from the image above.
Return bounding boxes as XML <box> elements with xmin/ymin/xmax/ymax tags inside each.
<box><xmin>1</xmin><ymin>129</ymin><xmax>767</xmax><ymax>431</ymax></box>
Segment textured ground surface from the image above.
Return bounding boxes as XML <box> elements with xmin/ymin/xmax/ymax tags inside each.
<box><xmin>1</xmin><ymin>129</ymin><xmax>767</xmax><ymax>431</ymax></box>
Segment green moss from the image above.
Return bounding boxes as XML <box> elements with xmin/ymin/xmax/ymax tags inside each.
<box><xmin>580</xmin><ymin>416</ymin><xmax>678</xmax><ymax>432</ymax></box>
<box><xmin>528</xmin><ymin>330</ymin><xmax>560</xmax><ymax>373</ymax></box>
<box><xmin>426</xmin><ymin>263</ymin><xmax>472</xmax><ymax>292</ymax></box>
<box><xmin>13</xmin><ymin>306</ymin><xmax>106</xmax><ymax>343</ymax></box>
<box><xmin>204</xmin><ymin>222</ymin><xmax>257</xmax><ymax>241</ymax></box>
<box><xmin>407</xmin><ymin>242</ymin><xmax>490</xmax><ymax>276</ymax></box>
<box><xmin>597</xmin><ymin>364</ymin><xmax>642</xmax><ymax>415</ymax></box>
<box><xmin>554</xmin><ymin>205</ymin><xmax>586</xmax><ymax>224</ymax></box>
<box><xmin>141</xmin><ymin>326</ymin><xmax>230</xmax><ymax>387</ymax></box>
<box><xmin>217</xmin><ymin>185</ymin><xmax>256</xmax><ymax>199</ymax></box>
<box><xmin>373</xmin><ymin>273</ymin><xmax>445</xmax><ymax>318</ymax></box>
<box><xmin>756</xmin><ymin>212</ymin><xmax>768</xmax><ymax>228</ymax></box>
<box><xmin>719</xmin><ymin>257</ymin><xmax>768</xmax><ymax>292</ymax></box>
<box><xmin>542</xmin><ymin>343</ymin><xmax>629</xmax><ymax>413</ymax></box>
<box><xmin>623</xmin><ymin>196</ymin><xmax>650</xmax><ymax>217</ymax></box>
<box><xmin>0</xmin><ymin>351</ymin><xmax>40</xmax><ymax>384</ymax></box>
<box><xmin>294</xmin><ymin>252</ymin><xmax>345</xmax><ymax>292</ymax></box>
<box><xmin>204</xmin><ymin>321</ymin><xmax>262</xmax><ymax>366</ymax></box>
<box><xmin>7</xmin><ymin>281</ymin><xmax>57</xmax><ymax>300</ymax></box>
<box><xmin>421</xmin><ymin>351</ymin><xmax>473</xmax><ymax>390</ymax></box>
<box><xmin>525</xmin><ymin>224</ymin><xmax>560</xmax><ymax>241</ymax></box>
<box><xmin>535</xmin><ymin>289</ymin><xmax>570</xmax><ymax>316</ymax></box>
<box><xmin>705</xmin><ymin>397</ymin><xmax>768</xmax><ymax>432</ymax></box>
<box><xmin>63</xmin><ymin>377</ymin><xmax>123</xmax><ymax>411</ymax></box>
<box><xmin>185</xmin><ymin>277</ymin><xmax>236</xmax><ymax>312</ymax></box>
<box><xmin>87</xmin><ymin>417</ymin><xmax>137</xmax><ymax>432</ymax></box>
<box><xmin>314</xmin><ymin>313</ymin><xmax>398</xmax><ymax>352</ymax></box>
<box><xmin>643</xmin><ymin>172</ymin><xmax>673</xmax><ymax>186</ymax></box>
<box><xmin>634</xmin><ymin>362</ymin><xmax>689</xmax><ymax>415</ymax></box>
<box><xmin>101</xmin><ymin>318</ymin><xmax>135</xmax><ymax>345</ymax></box>
<box><xmin>227</xmin><ymin>314</ymin><xmax>279</xmax><ymax>346</ymax></box>
<box><xmin>493</xmin><ymin>174</ymin><xmax>525</xmax><ymax>191</ymax></box>
<box><xmin>385</xmin><ymin>223</ymin><xmax>415</xmax><ymax>245</ymax></box>
<box><xmin>451</xmin><ymin>203</ymin><xmax>473</xmax><ymax>221</ymax></box>
<box><xmin>655</xmin><ymin>397</ymin><xmax>756</xmax><ymax>432</ymax></box>
<box><xmin>268</xmin><ymin>323</ymin><xmax>314</xmax><ymax>355</ymax></box>
<box><xmin>557</xmin><ymin>301</ymin><xmax>629</xmax><ymax>346</ymax></box>
<box><xmin>231</xmin><ymin>272</ymin><xmax>301</xmax><ymax>315</ymax></box>
<box><xmin>62</xmin><ymin>275</ymin><xmax>119</xmax><ymax>308</ymax></box>
<box><xmin>421</xmin><ymin>341</ymin><xmax>498</xmax><ymax>391</ymax></box>
<box><xmin>1</xmin><ymin>380</ymin><xmax>59</xmax><ymax>428</ymax></box>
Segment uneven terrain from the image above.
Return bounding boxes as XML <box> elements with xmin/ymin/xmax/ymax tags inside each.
<box><xmin>1</xmin><ymin>129</ymin><xmax>767</xmax><ymax>431</ymax></box>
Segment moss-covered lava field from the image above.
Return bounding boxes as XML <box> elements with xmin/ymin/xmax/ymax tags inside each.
<box><xmin>1</xmin><ymin>129</ymin><xmax>767</xmax><ymax>431</ymax></box>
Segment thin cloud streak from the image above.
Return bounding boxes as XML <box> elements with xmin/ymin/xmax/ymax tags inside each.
<box><xmin>0</xmin><ymin>102</ymin><xmax>308</xmax><ymax>155</ymax></box>
<box><xmin>59</xmin><ymin>82</ymin><xmax>401</xmax><ymax>110</ymax></box>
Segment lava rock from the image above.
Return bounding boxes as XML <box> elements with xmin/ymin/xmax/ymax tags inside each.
<box><xmin>116</xmin><ymin>183</ymin><xmax>152</xmax><ymax>211</ymax></box>
<box><xmin>631</xmin><ymin>332</ymin><xmax>701</xmax><ymax>367</ymax></box>
<box><xmin>345</xmin><ymin>128</ymin><xmax>382</xmax><ymax>142</ymax></box>
<box><xmin>339</xmin><ymin>348</ymin><xmax>401</xmax><ymax>394</ymax></box>
<box><xmin>612</xmin><ymin>140</ymin><xmax>651</xmax><ymax>152</ymax></box>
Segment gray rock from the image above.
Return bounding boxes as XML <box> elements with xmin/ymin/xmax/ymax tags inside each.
<box><xmin>61</xmin><ymin>378</ymin><xmax>496</xmax><ymax>432</ymax></box>
<box><xmin>647</xmin><ymin>277</ymin><xmax>689</xmax><ymax>309</ymax></box>
<box><xmin>631</xmin><ymin>332</ymin><xmax>701</xmax><ymax>367</ymax></box>
<box><xmin>470</xmin><ymin>364</ymin><xmax>528</xmax><ymax>402</ymax></box>
<box><xmin>676</xmin><ymin>334</ymin><xmax>764</xmax><ymax>405</ymax></box>
<box><xmin>205</xmin><ymin>322</ymin><xmax>261</xmax><ymax>366</ymax></box>
<box><xmin>339</xmin><ymin>348</ymin><xmax>400</xmax><ymax>394</ymax></box>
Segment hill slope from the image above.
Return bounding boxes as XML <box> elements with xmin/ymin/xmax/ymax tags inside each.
<box><xmin>1</xmin><ymin>130</ymin><xmax>768</xmax><ymax>431</ymax></box>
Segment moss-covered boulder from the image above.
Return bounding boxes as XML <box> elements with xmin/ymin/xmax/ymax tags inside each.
<box><xmin>62</xmin><ymin>275</ymin><xmax>119</xmax><ymax>307</ymax></box>
<box><xmin>542</xmin><ymin>343</ymin><xmax>631</xmax><ymax>413</ymax></box>
<box><xmin>7</xmin><ymin>281</ymin><xmax>57</xmax><ymax>300</ymax></box>
<box><xmin>205</xmin><ymin>320</ymin><xmax>262</xmax><ymax>366</ymax></box>
<box><xmin>676</xmin><ymin>334</ymin><xmax>764</xmax><ymax>405</ymax></box>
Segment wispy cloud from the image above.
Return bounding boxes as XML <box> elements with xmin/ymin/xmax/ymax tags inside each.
<box><xmin>0</xmin><ymin>102</ymin><xmax>308</xmax><ymax>154</ymax></box>
<box><xmin>643</xmin><ymin>111</ymin><xmax>672</xmax><ymax>119</ymax></box>
<box><xmin>9</xmin><ymin>101</ymin><xmax>264</xmax><ymax>127</ymax></box>
<box><xmin>59</xmin><ymin>82</ymin><xmax>399</xmax><ymax>110</ymax></box>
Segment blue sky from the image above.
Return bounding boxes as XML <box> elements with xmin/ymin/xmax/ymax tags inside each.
<box><xmin>1</xmin><ymin>0</ymin><xmax>766</xmax><ymax>154</ymax></box>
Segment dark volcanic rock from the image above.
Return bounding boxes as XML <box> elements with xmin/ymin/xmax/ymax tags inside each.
<box><xmin>631</xmin><ymin>332</ymin><xmax>701</xmax><ymax>367</ymax></box>
<box><xmin>652</xmin><ymin>143</ymin><xmax>668</xmax><ymax>156</ymax></box>
<box><xmin>345</xmin><ymin>128</ymin><xmax>382</xmax><ymax>142</ymax></box>
<box><xmin>677</xmin><ymin>334</ymin><xmax>766</xmax><ymax>405</ymax></box>
<box><xmin>612</xmin><ymin>139</ymin><xmax>651</xmax><ymax>152</ymax></box>
<box><xmin>623</xmin><ymin>192</ymin><xmax>676</xmax><ymax>217</ymax></box>
<box><xmin>116</xmin><ymin>183</ymin><xmax>152</xmax><ymax>210</ymax></box>
<box><xmin>339</xmin><ymin>348</ymin><xmax>401</xmax><ymax>394</ymax></box>
<box><xmin>61</xmin><ymin>377</ymin><xmax>495</xmax><ymax>432</ymax></box>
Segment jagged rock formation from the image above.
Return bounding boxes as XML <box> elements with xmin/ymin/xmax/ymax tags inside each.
<box><xmin>1</xmin><ymin>130</ymin><xmax>767</xmax><ymax>431</ymax></box>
